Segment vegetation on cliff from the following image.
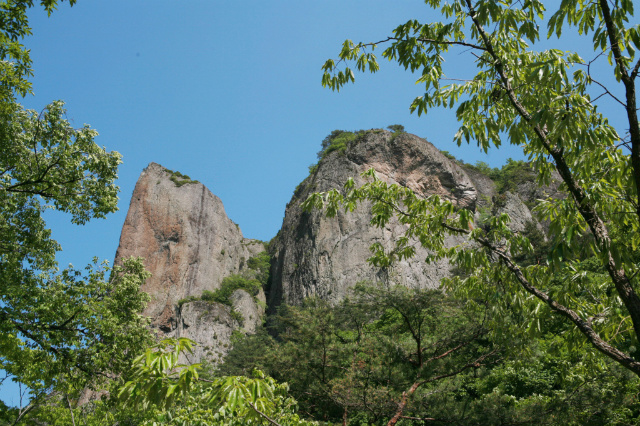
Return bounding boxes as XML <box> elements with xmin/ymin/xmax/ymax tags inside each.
<box><xmin>163</xmin><ymin>167</ymin><xmax>200</xmax><ymax>187</ymax></box>
<box><xmin>222</xmin><ymin>284</ymin><xmax>639</xmax><ymax>425</ymax></box>
<box><xmin>177</xmin><ymin>251</ymin><xmax>270</xmax><ymax>326</ymax></box>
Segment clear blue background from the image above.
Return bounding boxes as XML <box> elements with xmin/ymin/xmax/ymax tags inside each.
<box><xmin>24</xmin><ymin>0</ymin><xmax>525</xmax><ymax>264</ymax></box>
<box><xmin>3</xmin><ymin>0</ymin><xmax>632</xmax><ymax>406</ymax></box>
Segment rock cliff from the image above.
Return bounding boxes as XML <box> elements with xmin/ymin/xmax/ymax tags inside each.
<box><xmin>267</xmin><ymin>130</ymin><xmax>556</xmax><ymax>310</ymax></box>
<box><xmin>115</xmin><ymin>132</ymin><xmax>553</xmax><ymax>364</ymax></box>
<box><xmin>114</xmin><ymin>163</ymin><xmax>264</xmax><ymax>362</ymax></box>
<box><xmin>168</xmin><ymin>288</ymin><xmax>265</xmax><ymax>365</ymax></box>
<box><xmin>269</xmin><ymin>130</ymin><xmax>477</xmax><ymax>308</ymax></box>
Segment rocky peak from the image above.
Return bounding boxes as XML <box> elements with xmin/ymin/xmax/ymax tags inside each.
<box><xmin>114</xmin><ymin>162</ymin><xmax>264</xmax><ymax>333</ymax></box>
<box><xmin>344</xmin><ymin>131</ymin><xmax>477</xmax><ymax>208</ymax></box>
<box><xmin>269</xmin><ymin>130</ymin><xmax>477</xmax><ymax>309</ymax></box>
<box><xmin>115</xmin><ymin>133</ymin><xmax>549</xmax><ymax>365</ymax></box>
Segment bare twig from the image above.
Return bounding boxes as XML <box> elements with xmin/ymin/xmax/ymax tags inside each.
<box><xmin>587</xmin><ymin>75</ymin><xmax>627</xmax><ymax>108</ymax></box>
<box><xmin>247</xmin><ymin>400</ymin><xmax>282</xmax><ymax>426</ymax></box>
<box><xmin>66</xmin><ymin>395</ymin><xmax>76</xmax><ymax>426</ymax></box>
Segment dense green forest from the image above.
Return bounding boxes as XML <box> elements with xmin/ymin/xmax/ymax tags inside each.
<box><xmin>3</xmin><ymin>0</ymin><xmax>640</xmax><ymax>425</ymax></box>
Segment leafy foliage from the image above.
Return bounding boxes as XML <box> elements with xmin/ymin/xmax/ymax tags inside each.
<box><xmin>202</xmin><ymin>275</ymin><xmax>261</xmax><ymax>306</ymax></box>
<box><xmin>0</xmin><ymin>103</ymin><xmax>153</xmax><ymax>414</ymax></box>
<box><xmin>176</xmin><ymin>275</ymin><xmax>261</xmax><ymax>326</ymax></box>
<box><xmin>316</xmin><ymin>130</ymin><xmax>361</xmax><ymax>160</ymax></box>
<box><xmin>118</xmin><ymin>338</ymin><xmax>201</xmax><ymax>411</ymax></box>
<box><xmin>307</xmin><ymin>163</ymin><xmax>318</xmax><ymax>175</ymax></box>
<box><xmin>386</xmin><ymin>124</ymin><xmax>405</xmax><ymax>133</ymax></box>
<box><xmin>163</xmin><ymin>168</ymin><xmax>200</xmax><ymax>187</ymax></box>
<box><xmin>176</xmin><ymin>295</ymin><xmax>200</xmax><ymax>308</ymax></box>
<box><xmin>0</xmin><ymin>0</ymin><xmax>152</xmax><ymax>416</ymax></box>
<box><xmin>177</xmin><ymin>251</ymin><xmax>269</xmax><ymax>328</ymax></box>
<box><xmin>178</xmin><ymin>250</ymin><xmax>270</xmax><ymax>309</ymax></box>
<box><xmin>221</xmin><ymin>284</ymin><xmax>498</xmax><ymax>424</ymax></box>
<box><xmin>0</xmin><ymin>0</ymin><xmax>79</xmax><ymax>103</ymax></box>
<box><xmin>222</xmin><ymin>283</ymin><xmax>640</xmax><ymax>425</ymax></box>
<box><xmin>463</xmin><ymin>158</ymin><xmax>536</xmax><ymax>195</ymax></box>
<box><xmin>4</xmin><ymin>256</ymin><xmax>150</xmax><ymax>389</ymax></box>
<box><xmin>247</xmin><ymin>251</ymin><xmax>271</xmax><ymax>288</ymax></box>
<box><xmin>314</xmin><ymin>0</ymin><xmax>640</xmax><ymax>380</ymax></box>
<box><xmin>440</xmin><ymin>150</ymin><xmax>456</xmax><ymax>160</ymax></box>
<box><xmin>117</xmin><ymin>338</ymin><xmax>316</xmax><ymax>426</ymax></box>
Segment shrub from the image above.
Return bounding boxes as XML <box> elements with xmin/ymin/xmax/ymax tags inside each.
<box><xmin>464</xmin><ymin>161</ymin><xmax>499</xmax><ymax>178</ymax></box>
<box><xmin>247</xmin><ymin>251</ymin><xmax>271</xmax><ymax>287</ymax></box>
<box><xmin>440</xmin><ymin>150</ymin><xmax>457</xmax><ymax>160</ymax></box>
<box><xmin>177</xmin><ymin>295</ymin><xmax>199</xmax><ymax>308</ymax></box>
<box><xmin>230</xmin><ymin>310</ymin><xmax>244</xmax><ymax>325</ymax></box>
<box><xmin>387</xmin><ymin>124</ymin><xmax>405</xmax><ymax>133</ymax></box>
<box><xmin>163</xmin><ymin>167</ymin><xmax>200</xmax><ymax>187</ymax></box>
<box><xmin>317</xmin><ymin>129</ymin><xmax>362</xmax><ymax>160</ymax></box>
<box><xmin>210</xmin><ymin>275</ymin><xmax>261</xmax><ymax>307</ymax></box>
<box><xmin>494</xmin><ymin>159</ymin><xmax>536</xmax><ymax>194</ymax></box>
<box><xmin>464</xmin><ymin>159</ymin><xmax>535</xmax><ymax>194</ymax></box>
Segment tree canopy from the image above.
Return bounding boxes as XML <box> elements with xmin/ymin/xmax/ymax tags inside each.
<box><xmin>308</xmin><ymin>0</ymin><xmax>640</xmax><ymax>379</ymax></box>
<box><xmin>0</xmin><ymin>0</ymin><xmax>151</xmax><ymax>417</ymax></box>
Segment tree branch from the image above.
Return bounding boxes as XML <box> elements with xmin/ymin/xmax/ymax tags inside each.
<box><xmin>598</xmin><ymin>0</ymin><xmax>640</xmax><ymax>222</ymax></box>
<box><xmin>631</xmin><ymin>57</ymin><xmax>640</xmax><ymax>80</ymax></box>
<box><xmin>441</xmin><ymin>221</ymin><xmax>640</xmax><ymax>375</ymax></box>
<box><xmin>464</xmin><ymin>0</ymin><xmax>640</xmax><ymax>354</ymax></box>
<box><xmin>588</xmin><ymin>75</ymin><xmax>627</xmax><ymax>108</ymax></box>
<box><xmin>364</xmin><ymin>36</ymin><xmax>487</xmax><ymax>52</ymax></box>
<box><xmin>247</xmin><ymin>400</ymin><xmax>283</xmax><ymax>426</ymax></box>
<box><xmin>386</xmin><ymin>348</ymin><xmax>499</xmax><ymax>426</ymax></box>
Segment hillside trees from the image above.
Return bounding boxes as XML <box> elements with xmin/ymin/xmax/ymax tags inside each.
<box><xmin>220</xmin><ymin>280</ymin><xmax>640</xmax><ymax>425</ymax></box>
<box><xmin>0</xmin><ymin>0</ymin><xmax>151</xmax><ymax>416</ymax></box>
<box><xmin>309</xmin><ymin>0</ymin><xmax>640</xmax><ymax>378</ymax></box>
<box><xmin>219</xmin><ymin>284</ymin><xmax>504</xmax><ymax>425</ymax></box>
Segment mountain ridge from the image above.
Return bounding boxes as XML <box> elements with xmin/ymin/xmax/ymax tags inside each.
<box><xmin>114</xmin><ymin>130</ymin><xmax>551</xmax><ymax>365</ymax></box>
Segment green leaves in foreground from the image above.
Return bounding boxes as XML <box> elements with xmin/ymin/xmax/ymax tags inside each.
<box><xmin>119</xmin><ymin>338</ymin><xmax>200</xmax><ymax>410</ymax></box>
<box><xmin>0</xmin><ymin>83</ymin><xmax>150</xmax><ymax>413</ymax></box>
<box><xmin>119</xmin><ymin>338</ymin><xmax>315</xmax><ymax>426</ymax></box>
<box><xmin>0</xmin><ymin>256</ymin><xmax>151</xmax><ymax>396</ymax></box>
<box><xmin>317</xmin><ymin>0</ymin><xmax>640</xmax><ymax>380</ymax></box>
<box><xmin>0</xmin><ymin>0</ymin><xmax>154</xmax><ymax>419</ymax></box>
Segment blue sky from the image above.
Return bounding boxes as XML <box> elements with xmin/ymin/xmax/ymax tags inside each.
<box><xmin>23</xmin><ymin>0</ymin><xmax>528</xmax><ymax>267</ymax></box>
<box><xmin>3</xmin><ymin>0</ymin><xmax>634</xmax><ymax>406</ymax></box>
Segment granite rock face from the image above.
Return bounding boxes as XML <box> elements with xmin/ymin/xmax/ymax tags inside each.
<box><xmin>170</xmin><ymin>300</ymin><xmax>240</xmax><ymax>365</ymax></box>
<box><xmin>116</xmin><ymin>134</ymin><xmax>552</xmax><ymax>364</ymax></box>
<box><xmin>230</xmin><ymin>288</ymin><xmax>266</xmax><ymax>334</ymax></box>
<box><xmin>269</xmin><ymin>131</ymin><xmax>477</xmax><ymax>308</ymax></box>
<box><xmin>268</xmin><ymin>130</ymin><xmax>554</xmax><ymax>310</ymax></box>
<box><xmin>114</xmin><ymin>163</ymin><xmax>264</xmax><ymax>362</ymax></box>
<box><xmin>166</xmin><ymin>289</ymin><xmax>266</xmax><ymax>364</ymax></box>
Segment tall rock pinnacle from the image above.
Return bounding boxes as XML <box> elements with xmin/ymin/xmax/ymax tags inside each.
<box><xmin>114</xmin><ymin>163</ymin><xmax>263</xmax><ymax>333</ymax></box>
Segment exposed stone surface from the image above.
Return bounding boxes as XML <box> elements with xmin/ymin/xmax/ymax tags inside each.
<box><xmin>268</xmin><ymin>131</ymin><xmax>557</xmax><ymax>310</ymax></box>
<box><xmin>169</xmin><ymin>301</ymin><xmax>239</xmax><ymax>365</ymax></box>
<box><xmin>230</xmin><ymin>289</ymin><xmax>266</xmax><ymax>334</ymax></box>
<box><xmin>114</xmin><ymin>162</ymin><xmax>265</xmax><ymax>364</ymax></box>
<box><xmin>115</xmin><ymin>135</ymin><xmax>556</xmax><ymax>365</ymax></box>
<box><xmin>462</xmin><ymin>166</ymin><xmax>496</xmax><ymax>210</ymax></box>
<box><xmin>269</xmin><ymin>131</ymin><xmax>476</xmax><ymax>308</ymax></box>
<box><xmin>165</xmin><ymin>290</ymin><xmax>264</xmax><ymax>365</ymax></box>
<box><xmin>115</xmin><ymin>162</ymin><xmax>264</xmax><ymax>330</ymax></box>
